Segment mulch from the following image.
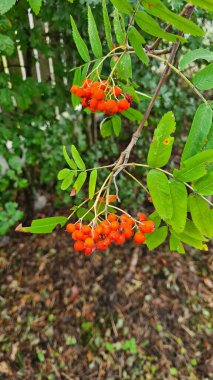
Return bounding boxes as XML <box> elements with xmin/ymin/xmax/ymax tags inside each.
<box><xmin>0</xmin><ymin>228</ymin><xmax>212</xmax><ymax>380</ymax></box>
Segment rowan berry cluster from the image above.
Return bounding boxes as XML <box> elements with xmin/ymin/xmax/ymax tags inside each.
<box><xmin>70</xmin><ymin>79</ymin><xmax>132</xmax><ymax>115</ymax></box>
<box><xmin>66</xmin><ymin>212</ymin><xmax>155</xmax><ymax>256</ymax></box>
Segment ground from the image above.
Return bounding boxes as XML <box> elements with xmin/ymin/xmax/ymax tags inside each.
<box><xmin>0</xmin><ymin>223</ymin><xmax>212</xmax><ymax>380</ymax></box>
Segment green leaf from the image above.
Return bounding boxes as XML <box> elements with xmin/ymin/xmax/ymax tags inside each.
<box><xmin>102</xmin><ymin>0</ymin><xmax>113</xmax><ymax>50</ymax></box>
<box><xmin>193</xmin><ymin>170</ymin><xmax>213</xmax><ymax>196</ymax></box>
<box><xmin>57</xmin><ymin>168</ymin><xmax>72</xmax><ymax>180</ymax></box>
<box><xmin>193</xmin><ymin>63</ymin><xmax>213</xmax><ymax>91</ymax></box>
<box><xmin>147</xmin><ymin>170</ymin><xmax>173</xmax><ymax>220</ymax></box>
<box><xmin>179</xmin><ymin>48</ymin><xmax>213</xmax><ymax>71</ymax></box>
<box><xmin>63</xmin><ymin>146</ymin><xmax>77</xmax><ymax>170</ymax></box>
<box><xmin>135</xmin><ymin>11</ymin><xmax>186</xmax><ymax>44</ymax></box>
<box><xmin>0</xmin><ymin>0</ymin><xmax>16</xmax><ymax>14</ymax></box>
<box><xmin>73</xmin><ymin>172</ymin><xmax>87</xmax><ymax>194</ymax></box>
<box><xmin>170</xmin><ymin>219</ymin><xmax>208</xmax><ymax>250</ymax></box>
<box><xmin>188</xmin><ymin>194</ymin><xmax>213</xmax><ymax>238</ymax></box>
<box><xmin>112</xmin><ymin>114</ymin><xmax>122</xmax><ymax>136</ymax></box>
<box><xmin>122</xmin><ymin>107</ymin><xmax>143</xmax><ymax>122</ymax></box>
<box><xmin>71</xmin><ymin>145</ymin><xmax>86</xmax><ymax>170</ymax></box>
<box><xmin>61</xmin><ymin>172</ymin><xmax>75</xmax><ymax>190</ymax></box>
<box><xmin>72</xmin><ymin>67</ymin><xmax>82</xmax><ymax>109</ymax></box>
<box><xmin>117</xmin><ymin>52</ymin><xmax>132</xmax><ymax>79</ymax></box>
<box><xmin>113</xmin><ymin>10</ymin><xmax>125</xmax><ymax>44</ymax></box>
<box><xmin>89</xmin><ymin>59</ymin><xmax>103</xmax><ymax>81</ymax></box>
<box><xmin>148</xmin><ymin>211</ymin><xmax>161</xmax><ymax>229</ymax></box>
<box><xmin>100</xmin><ymin>118</ymin><xmax>113</xmax><ymax>138</ymax></box>
<box><xmin>169</xmin><ymin>233</ymin><xmax>185</xmax><ymax>254</ymax></box>
<box><xmin>88</xmin><ymin>6</ymin><xmax>102</xmax><ymax>58</ymax></box>
<box><xmin>181</xmin><ymin>104</ymin><xmax>212</xmax><ymax>162</ymax></box>
<box><xmin>141</xmin><ymin>0</ymin><xmax>204</xmax><ymax>36</ymax></box>
<box><xmin>89</xmin><ymin>169</ymin><xmax>97</xmax><ymax>199</ymax></box>
<box><xmin>174</xmin><ymin>150</ymin><xmax>213</xmax><ymax>182</ymax></box>
<box><xmin>128</xmin><ymin>26</ymin><xmax>149</xmax><ymax>65</ymax></box>
<box><xmin>28</xmin><ymin>0</ymin><xmax>42</xmax><ymax>15</ymax></box>
<box><xmin>146</xmin><ymin>226</ymin><xmax>168</xmax><ymax>250</ymax></box>
<box><xmin>184</xmin><ymin>0</ymin><xmax>213</xmax><ymax>12</ymax></box>
<box><xmin>167</xmin><ymin>179</ymin><xmax>187</xmax><ymax>233</ymax></box>
<box><xmin>147</xmin><ymin>111</ymin><xmax>176</xmax><ymax>167</ymax></box>
<box><xmin>76</xmin><ymin>207</ymin><xmax>94</xmax><ymax>222</ymax></box>
<box><xmin>22</xmin><ymin>217</ymin><xmax>67</xmax><ymax>234</ymax></box>
<box><xmin>70</xmin><ymin>15</ymin><xmax>90</xmax><ymax>62</ymax></box>
<box><xmin>0</xmin><ymin>34</ymin><xmax>14</xmax><ymax>55</ymax></box>
<box><xmin>110</xmin><ymin>0</ymin><xmax>133</xmax><ymax>14</ymax></box>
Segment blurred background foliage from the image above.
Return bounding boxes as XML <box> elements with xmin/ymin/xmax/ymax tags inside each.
<box><xmin>0</xmin><ymin>0</ymin><xmax>212</xmax><ymax>235</ymax></box>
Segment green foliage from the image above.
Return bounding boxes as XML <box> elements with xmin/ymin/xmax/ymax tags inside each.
<box><xmin>112</xmin><ymin>114</ymin><xmax>121</xmax><ymax>136</ymax></box>
<box><xmin>167</xmin><ymin>179</ymin><xmax>187</xmax><ymax>233</ymax></box>
<box><xmin>0</xmin><ymin>202</ymin><xmax>23</xmax><ymax>236</ymax></box>
<box><xmin>193</xmin><ymin>170</ymin><xmax>213</xmax><ymax>196</ymax></box>
<box><xmin>102</xmin><ymin>0</ymin><xmax>113</xmax><ymax>50</ymax></box>
<box><xmin>193</xmin><ymin>63</ymin><xmax>213</xmax><ymax>90</ymax></box>
<box><xmin>147</xmin><ymin>111</ymin><xmax>176</xmax><ymax>167</ymax></box>
<box><xmin>181</xmin><ymin>104</ymin><xmax>212</xmax><ymax>161</ymax></box>
<box><xmin>28</xmin><ymin>0</ymin><xmax>42</xmax><ymax>15</ymax></box>
<box><xmin>146</xmin><ymin>226</ymin><xmax>168</xmax><ymax>249</ymax></box>
<box><xmin>0</xmin><ymin>34</ymin><xmax>14</xmax><ymax>55</ymax></box>
<box><xmin>185</xmin><ymin>0</ymin><xmax>213</xmax><ymax>12</ymax></box>
<box><xmin>188</xmin><ymin>194</ymin><xmax>213</xmax><ymax>238</ymax></box>
<box><xmin>170</xmin><ymin>219</ymin><xmax>208</xmax><ymax>250</ymax></box>
<box><xmin>70</xmin><ymin>15</ymin><xmax>90</xmax><ymax>62</ymax></box>
<box><xmin>141</xmin><ymin>0</ymin><xmax>204</xmax><ymax>36</ymax></box>
<box><xmin>147</xmin><ymin>170</ymin><xmax>173</xmax><ymax>221</ymax></box>
<box><xmin>71</xmin><ymin>145</ymin><xmax>86</xmax><ymax>170</ymax></box>
<box><xmin>89</xmin><ymin>169</ymin><xmax>97</xmax><ymax>199</ymax></box>
<box><xmin>0</xmin><ymin>0</ymin><xmax>16</xmax><ymax>15</ymax></box>
<box><xmin>113</xmin><ymin>10</ymin><xmax>125</xmax><ymax>45</ymax></box>
<box><xmin>135</xmin><ymin>11</ymin><xmax>186</xmax><ymax>44</ymax></box>
<box><xmin>179</xmin><ymin>48</ymin><xmax>213</xmax><ymax>70</ymax></box>
<box><xmin>72</xmin><ymin>67</ymin><xmax>82</xmax><ymax>108</ymax></box>
<box><xmin>88</xmin><ymin>5</ymin><xmax>102</xmax><ymax>58</ymax></box>
<box><xmin>110</xmin><ymin>0</ymin><xmax>133</xmax><ymax>14</ymax></box>
<box><xmin>73</xmin><ymin>171</ymin><xmax>87</xmax><ymax>194</ymax></box>
<box><xmin>22</xmin><ymin>217</ymin><xmax>67</xmax><ymax>234</ymax></box>
<box><xmin>174</xmin><ymin>150</ymin><xmax>213</xmax><ymax>182</ymax></box>
<box><xmin>169</xmin><ymin>233</ymin><xmax>185</xmax><ymax>254</ymax></box>
<box><xmin>128</xmin><ymin>26</ymin><xmax>149</xmax><ymax>65</ymax></box>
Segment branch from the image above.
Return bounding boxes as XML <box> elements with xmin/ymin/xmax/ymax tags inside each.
<box><xmin>112</xmin><ymin>4</ymin><xmax>195</xmax><ymax>185</ymax></box>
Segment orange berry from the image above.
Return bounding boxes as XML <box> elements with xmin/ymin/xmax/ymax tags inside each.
<box><xmin>74</xmin><ymin>230</ymin><xmax>84</xmax><ymax>240</ymax></box>
<box><xmin>139</xmin><ymin>221</ymin><xmax>155</xmax><ymax>234</ymax></box>
<box><xmin>124</xmin><ymin>228</ymin><xmax>133</xmax><ymax>239</ymax></box>
<box><xmin>133</xmin><ymin>231</ymin><xmax>146</xmax><ymax>244</ymax></box>
<box><xmin>138</xmin><ymin>213</ymin><xmax>147</xmax><ymax>222</ymax></box>
<box><xmin>105</xmin><ymin>99</ymin><xmax>118</xmax><ymax>115</ymax></box>
<box><xmin>109</xmin><ymin>230</ymin><xmax>120</xmax><ymax>241</ymax></box>
<box><xmin>117</xmin><ymin>99</ymin><xmax>130</xmax><ymax>112</ymax></box>
<box><xmin>116</xmin><ymin>233</ymin><xmax>126</xmax><ymax>244</ymax></box>
<box><xmin>99</xmin><ymin>80</ymin><xmax>109</xmax><ymax>90</ymax></box>
<box><xmin>75</xmin><ymin>223</ymin><xmax>81</xmax><ymax>230</ymax></box>
<box><xmin>95</xmin><ymin>225</ymin><xmax>103</xmax><ymax>235</ymax></box>
<box><xmin>84</xmin><ymin>247</ymin><xmax>93</xmax><ymax>256</ymax></box>
<box><xmin>107</xmin><ymin>213</ymin><xmax>117</xmax><ymax>222</ymax></box>
<box><xmin>112</xmin><ymin>86</ymin><xmax>122</xmax><ymax>97</ymax></box>
<box><xmin>82</xmin><ymin>225</ymin><xmax>91</xmax><ymax>235</ymax></box>
<box><xmin>81</xmin><ymin>98</ymin><xmax>89</xmax><ymax>107</ymax></box>
<box><xmin>93</xmin><ymin>89</ymin><xmax>105</xmax><ymax>101</ymax></box>
<box><xmin>85</xmin><ymin>238</ymin><xmax>95</xmax><ymax>248</ymax></box>
<box><xmin>97</xmin><ymin>101</ymin><xmax>106</xmax><ymax>112</ymax></box>
<box><xmin>70</xmin><ymin>85</ymin><xmax>79</xmax><ymax>94</ymax></box>
<box><xmin>74</xmin><ymin>240</ymin><xmax>85</xmax><ymax>251</ymax></box>
<box><xmin>110</xmin><ymin>221</ymin><xmax>119</xmax><ymax>231</ymax></box>
<box><xmin>89</xmin><ymin>98</ymin><xmax>99</xmax><ymax>112</ymax></box>
<box><xmin>75</xmin><ymin>88</ymin><xmax>85</xmax><ymax>98</ymax></box>
<box><xmin>66</xmin><ymin>223</ymin><xmax>76</xmax><ymax>233</ymax></box>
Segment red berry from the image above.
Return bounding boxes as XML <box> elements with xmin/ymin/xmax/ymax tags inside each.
<box><xmin>111</xmin><ymin>86</ymin><xmax>122</xmax><ymax>97</ymax></box>
<box><xmin>70</xmin><ymin>85</ymin><xmax>79</xmax><ymax>94</ymax></box>
<box><xmin>84</xmin><ymin>247</ymin><xmax>93</xmax><ymax>256</ymax></box>
<box><xmin>117</xmin><ymin>99</ymin><xmax>130</xmax><ymax>112</ymax></box>
<box><xmin>66</xmin><ymin>223</ymin><xmax>76</xmax><ymax>233</ymax></box>
<box><xmin>124</xmin><ymin>228</ymin><xmax>133</xmax><ymax>239</ymax></box>
<box><xmin>110</xmin><ymin>221</ymin><xmax>120</xmax><ymax>231</ymax></box>
<box><xmin>93</xmin><ymin>89</ymin><xmax>105</xmax><ymax>101</ymax></box>
<box><xmin>74</xmin><ymin>240</ymin><xmax>85</xmax><ymax>251</ymax></box>
<box><xmin>85</xmin><ymin>238</ymin><xmax>95</xmax><ymax>248</ymax></box>
<box><xmin>116</xmin><ymin>233</ymin><xmax>126</xmax><ymax>245</ymax></box>
<box><xmin>107</xmin><ymin>213</ymin><xmax>117</xmax><ymax>222</ymax></box>
<box><xmin>138</xmin><ymin>213</ymin><xmax>147</xmax><ymax>222</ymax></box>
<box><xmin>105</xmin><ymin>99</ymin><xmax>118</xmax><ymax>115</ymax></box>
<box><xmin>139</xmin><ymin>221</ymin><xmax>155</xmax><ymax>234</ymax></box>
<box><xmin>133</xmin><ymin>231</ymin><xmax>146</xmax><ymax>244</ymax></box>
